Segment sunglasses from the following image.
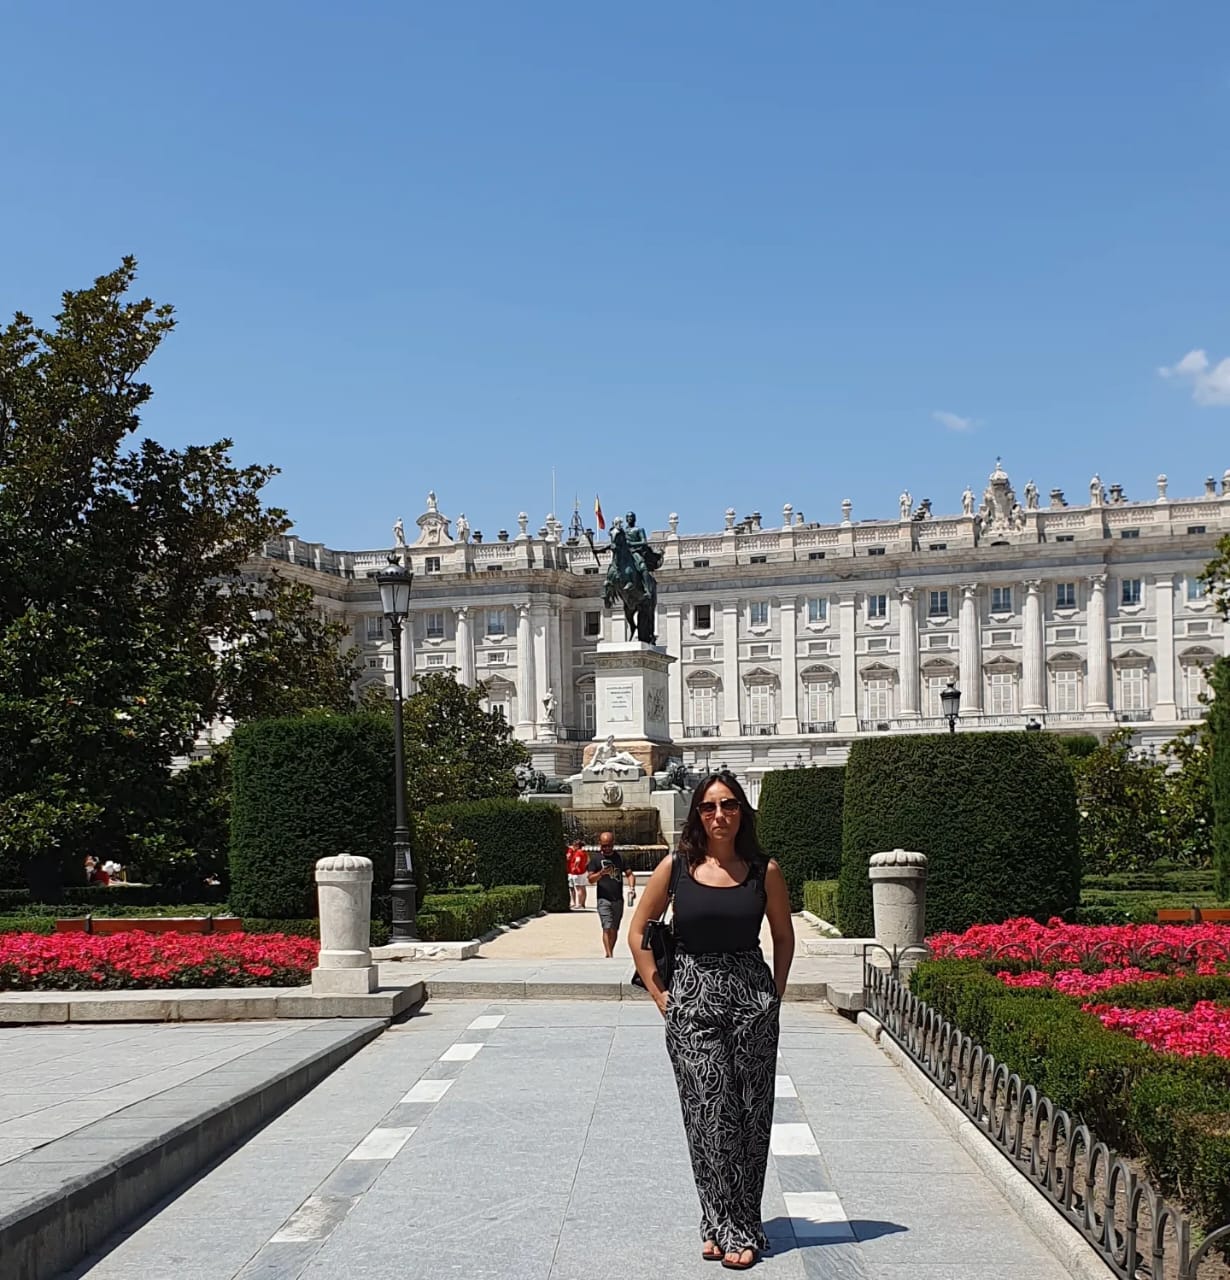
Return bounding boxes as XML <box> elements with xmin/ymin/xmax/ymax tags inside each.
<box><xmin>698</xmin><ymin>798</ymin><xmax>741</xmax><ymax>816</ymax></box>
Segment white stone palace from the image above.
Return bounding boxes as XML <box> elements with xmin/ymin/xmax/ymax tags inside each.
<box><xmin>246</xmin><ymin>464</ymin><xmax>1229</xmax><ymax>804</ymax></box>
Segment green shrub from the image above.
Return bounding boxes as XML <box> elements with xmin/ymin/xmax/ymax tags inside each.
<box><xmin>228</xmin><ymin>712</ymin><xmax>397</xmax><ymax>920</ymax></box>
<box><xmin>757</xmin><ymin>768</ymin><xmax>844</xmax><ymax>908</ymax></box>
<box><xmin>802</xmin><ymin>880</ymin><xmax>839</xmax><ymax>925</ymax></box>
<box><xmin>838</xmin><ymin>732</ymin><xmax>1081</xmax><ymax>937</ymax></box>
<box><xmin>242</xmin><ymin>916</ymin><xmax>391</xmax><ymax>947</ymax></box>
<box><xmin>0</xmin><ymin>890</ymin><xmax>31</xmax><ymax>911</ymax></box>
<box><xmin>1057</xmin><ymin>734</ymin><xmax>1101</xmax><ymax>760</ymax></box>
<box><xmin>0</xmin><ymin>916</ymin><xmax>55</xmax><ymax>936</ymax></box>
<box><xmin>1081</xmin><ymin>866</ymin><xmax>1215</xmax><ymax>893</ymax></box>
<box><xmin>62</xmin><ymin>884</ymin><xmax>228</xmax><ymax>909</ymax></box>
<box><xmin>415</xmin><ymin>885</ymin><xmax>542</xmax><ymax>941</ymax></box>
<box><xmin>424</xmin><ymin>799</ymin><xmax>568</xmax><ymax>911</ymax></box>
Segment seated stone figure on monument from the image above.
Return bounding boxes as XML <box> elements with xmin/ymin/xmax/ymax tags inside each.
<box><xmin>586</xmin><ymin>734</ymin><xmax>644</xmax><ymax>778</ymax></box>
<box><xmin>591</xmin><ymin>511</ymin><xmax>662</xmax><ymax>644</ymax></box>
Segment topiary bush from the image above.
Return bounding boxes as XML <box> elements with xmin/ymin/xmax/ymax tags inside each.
<box><xmin>802</xmin><ymin>880</ymin><xmax>839</xmax><ymax>925</ymax></box>
<box><xmin>838</xmin><ymin>732</ymin><xmax>1081</xmax><ymax>937</ymax></box>
<box><xmin>424</xmin><ymin>799</ymin><xmax>568</xmax><ymax>912</ymax></box>
<box><xmin>757</xmin><ymin>767</ymin><xmax>844</xmax><ymax>908</ymax></box>
<box><xmin>228</xmin><ymin>712</ymin><xmax>397</xmax><ymax>920</ymax></box>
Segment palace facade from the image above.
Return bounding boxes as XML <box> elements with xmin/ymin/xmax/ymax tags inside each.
<box><xmin>249</xmin><ymin>462</ymin><xmax>1229</xmax><ymax>805</ymax></box>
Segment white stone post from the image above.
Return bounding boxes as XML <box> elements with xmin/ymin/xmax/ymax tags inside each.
<box><xmin>868</xmin><ymin>849</ymin><xmax>928</xmax><ymax>968</ymax></box>
<box><xmin>1153</xmin><ymin>573</ymin><xmax>1177</xmax><ymax>721</ymax></box>
<box><xmin>454</xmin><ymin>606</ymin><xmax>474</xmax><ymax>687</ymax></box>
<box><xmin>312</xmin><ymin>855</ymin><xmax>378</xmax><ymax>994</ymax></box>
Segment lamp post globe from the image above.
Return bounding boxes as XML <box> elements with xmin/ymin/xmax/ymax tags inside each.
<box><xmin>373</xmin><ymin>555</ymin><xmax>417</xmax><ymax>942</ymax></box>
<box><xmin>940</xmin><ymin>680</ymin><xmax>962</xmax><ymax>734</ymax></box>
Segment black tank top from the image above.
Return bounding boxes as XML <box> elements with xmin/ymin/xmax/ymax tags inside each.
<box><xmin>672</xmin><ymin>858</ymin><xmax>766</xmax><ymax>955</ymax></box>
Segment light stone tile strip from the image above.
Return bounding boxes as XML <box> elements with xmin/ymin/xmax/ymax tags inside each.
<box><xmin>400</xmin><ymin>1078</ymin><xmax>453</xmax><ymax>1104</ymax></box>
<box><xmin>783</xmin><ymin>1191</ymin><xmax>856</xmax><ymax>1243</ymax></box>
<box><xmin>439</xmin><ymin>1042</ymin><xmax>482</xmax><ymax>1061</ymax></box>
<box><xmin>774</xmin><ymin>1074</ymin><xmax>798</xmax><ymax>1098</ymax></box>
<box><xmin>771</xmin><ymin>1122</ymin><xmax>821</xmax><ymax>1156</ymax></box>
<box><xmin>346</xmin><ymin>1127</ymin><xmax>416</xmax><ymax>1161</ymax></box>
<box><xmin>467</xmin><ymin>1014</ymin><xmax>505</xmax><ymax>1029</ymax></box>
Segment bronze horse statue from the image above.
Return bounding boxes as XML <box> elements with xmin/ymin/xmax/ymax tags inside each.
<box><xmin>600</xmin><ymin>520</ymin><xmax>661</xmax><ymax>644</ymax></box>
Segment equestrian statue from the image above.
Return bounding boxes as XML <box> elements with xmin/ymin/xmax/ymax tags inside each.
<box><xmin>586</xmin><ymin>511</ymin><xmax>663</xmax><ymax>644</ymax></box>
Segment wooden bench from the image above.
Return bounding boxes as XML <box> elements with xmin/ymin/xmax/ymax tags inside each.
<box><xmin>54</xmin><ymin>916</ymin><xmax>243</xmax><ymax>936</ymax></box>
<box><xmin>1156</xmin><ymin>908</ymin><xmax>1230</xmax><ymax>924</ymax></box>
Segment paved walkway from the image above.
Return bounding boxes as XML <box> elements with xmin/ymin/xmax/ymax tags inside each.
<box><xmin>63</xmin><ymin>1001</ymin><xmax>1070</xmax><ymax>1280</ymax></box>
<box><xmin>0</xmin><ymin>1022</ymin><xmax>325</xmax><ymax>1165</ymax></box>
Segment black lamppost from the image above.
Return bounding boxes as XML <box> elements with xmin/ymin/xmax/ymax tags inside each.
<box><xmin>1025</xmin><ymin>718</ymin><xmax>1043</xmax><ymax>732</ymax></box>
<box><xmin>374</xmin><ymin>555</ymin><xmax>417</xmax><ymax>941</ymax></box>
<box><xmin>941</xmin><ymin>680</ymin><xmax>962</xmax><ymax>734</ymax></box>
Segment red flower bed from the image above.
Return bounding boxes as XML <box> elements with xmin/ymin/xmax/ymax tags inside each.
<box><xmin>1086</xmin><ymin>1001</ymin><xmax>1230</xmax><ymax>1058</ymax></box>
<box><xmin>0</xmin><ymin>931</ymin><xmax>319</xmax><ymax>991</ymax></box>
<box><xmin>996</xmin><ymin>966</ymin><xmax>1174</xmax><ymax>996</ymax></box>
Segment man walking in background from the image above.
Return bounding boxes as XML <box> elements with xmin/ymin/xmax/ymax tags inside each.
<box><xmin>566</xmin><ymin>838</ymin><xmax>589</xmax><ymax>910</ymax></box>
<box><xmin>588</xmin><ymin>831</ymin><xmax>635</xmax><ymax>957</ymax></box>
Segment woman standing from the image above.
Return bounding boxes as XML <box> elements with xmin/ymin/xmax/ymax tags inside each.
<box><xmin>628</xmin><ymin>770</ymin><xmax>795</xmax><ymax>1271</ymax></box>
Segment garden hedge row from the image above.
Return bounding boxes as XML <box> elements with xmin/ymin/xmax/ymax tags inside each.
<box><xmin>756</xmin><ymin>767</ymin><xmax>844</xmax><ymax>908</ymax></box>
<box><xmin>838</xmin><ymin>732</ymin><xmax>1081</xmax><ymax>936</ymax></box>
<box><xmin>802</xmin><ymin>880</ymin><xmax>839</xmax><ymax>925</ymax></box>
<box><xmin>424</xmin><ymin>799</ymin><xmax>568</xmax><ymax>912</ymax></box>
<box><xmin>910</xmin><ymin>959</ymin><xmax>1230</xmax><ymax>1233</ymax></box>
<box><xmin>1212</xmin><ymin>657</ymin><xmax>1230</xmax><ymax>899</ymax></box>
<box><xmin>228</xmin><ymin>712</ymin><xmax>397</xmax><ymax>920</ymax></box>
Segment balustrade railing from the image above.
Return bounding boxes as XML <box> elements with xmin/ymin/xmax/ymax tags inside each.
<box><xmin>683</xmin><ymin>725</ymin><xmax>720</xmax><ymax>738</ymax></box>
<box><xmin>862</xmin><ymin>950</ymin><xmax>1230</xmax><ymax>1280</ymax></box>
<box><xmin>801</xmin><ymin>720</ymin><xmax>836</xmax><ymax>734</ymax></box>
<box><xmin>1115</xmin><ymin>709</ymin><xmax>1154</xmax><ymax>723</ymax></box>
<box><xmin>741</xmin><ymin>723</ymin><xmax>777</xmax><ymax>736</ymax></box>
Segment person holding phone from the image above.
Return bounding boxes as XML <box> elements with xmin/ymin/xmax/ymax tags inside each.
<box><xmin>587</xmin><ymin>831</ymin><xmax>635</xmax><ymax>957</ymax></box>
<box><xmin>627</xmin><ymin>770</ymin><xmax>794</xmax><ymax>1271</ymax></box>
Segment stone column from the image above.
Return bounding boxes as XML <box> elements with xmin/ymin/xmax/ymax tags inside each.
<box><xmin>1022</xmin><ymin>580</ymin><xmax>1045</xmax><ymax>713</ymax></box>
<box><xmin>546</xmin><ymin>604</ymin><xmax>564</xmax><ymax>728</ymax></box>
<box><xmin>1087</xmin><ymin>574</ymin><xmax>1109</xmax><ymax>710</ymax></box>
<box><xmin>869</xmin><ymin>849</ymin><xmax>928</xmax><ymax>967</ymax></box>
<box><xmin>312</xmin><ymin>855</ymin><xmax>378</xmax><ymax>994</ymax></box>
<box><xmin>837</xmin><ymin>592</ymin><xmax>858</xmax><ymax>732</ymax></box>
<box><xmin>778</xmin><ymin>594</ymin><xmax>799</xmax><ymax>735</ymax></box>
<box><xmin>898</xmin><ymin>587</ymin><xmax>919</xmax><ymax>717</ymax></box>
<box><xmin>454</xmin><ymin>606</ymin><xmax>474</xmax><ymax>687</ymax></box>
<box><xmin>721</xmin><ymin>600</ymin><xmax>741</xmax><ymax>737</ymax></box>
<box><xmin>532</xmin><ymin>603</ymin><xmax>551</xmax><ymax>738</ymax></box>
<box><xmin>516</xmin><ymin>603</ymin><xmax>536</xmax><ymax>737</ymax></box>
<box><xmin>400</xmin><ymin>611</ymin><xmax>416</xmax><ymax>696</ymax></box>
<box><xmin>666</xmin><ymin>603</ymin><xmax>684</xmax><ymax>740</ymax></box>
<box><xmin>958</xmin><ymin>584</ymin><xmax>982</xmax><ymax>714</ymax></box>
<box><xmin>1153</xmin><ymin>573</ymin><xmax>1177</xmax><ymax>721</ymax></box>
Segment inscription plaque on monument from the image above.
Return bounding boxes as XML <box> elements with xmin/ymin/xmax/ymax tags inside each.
<box><xmin>607</xmin><ymin>683</ymin><xmax>634</xmax><ymax>723</ymax></box>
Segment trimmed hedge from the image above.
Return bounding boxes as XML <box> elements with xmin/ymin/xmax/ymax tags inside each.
<box><xmin>415</xmin><ymin>885</ymin><xmax>543</xmax><ymax>942</ymax></box>
<box><xmin>243</xmin><ymin>916</ymin><xmax>391</xmax><ymax>947</ymax></box>
<box><xmin>0</xmin><ymin>917</ymin><xmax>55</xmax><ymax>936</ymax></box>
<box><xmin>838</xmin><ymin>732</ymin><xmax>1081</xmax><ymax>937</ymax></box>
<box><xmin>424</xmin><ymin>799</ymin><xmax>568</xmax><ymax>912</ymax></box>
<box><xmin>757</xmin><ymin>767</ymin><xmax>844</xmax><ymax>909</ymax></box>
<box><xmin>802</xmin><ymin>880</ymin><xmax>839</xmax><ymax>925</ymax></box>
<box><xmin>911</xmin><ymin>959</ymin><xmax>1230</xmax><ymax>1232</ymax></box>
<box><xmin>229</xmin><ymin>712</ymin><xmax>397</xmax><ymax>920</ymax></box>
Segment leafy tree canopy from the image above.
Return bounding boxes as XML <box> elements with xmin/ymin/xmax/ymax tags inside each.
<box><xmin>0</xmin><ymin>259</ymin><xmax>359</xmax><ymax>887</ymax></box>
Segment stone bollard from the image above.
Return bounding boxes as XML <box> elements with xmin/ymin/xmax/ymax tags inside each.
<box><xmin>312</xmin><ymin>854</ymin><xmax>378</xmax><ymax>995</ymax></box>
<box><xmin>868</xmin><ymin>848</ymin><xmax>928</xmax><ymax>973</ymax></box>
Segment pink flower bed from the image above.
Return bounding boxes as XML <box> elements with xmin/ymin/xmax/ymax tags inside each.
<box><xmin>0</xmin><ymin>931</ymin><xmax>319</xmax><ymax>991</ymax></box>
<box><xmin>929</xmin><ymin>917</ymin><xmax>1230</xmax><ymax>1060</ymax></box>
<box><xmin>1085</xmin><ymin>1002</ymin><xmax>1230</xmax><ymax>1059</ymax></box>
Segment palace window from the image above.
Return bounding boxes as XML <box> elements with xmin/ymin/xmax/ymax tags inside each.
<box><xmin>1052</xmin><ymin>667</ymin><xmax>1082</xmax><ymax>713</ymax></box>
<box><xmin>929</xmin><ymin>543</ymin><xmax>948</xmax><ymax>552</ymax></box>
<box><xmin>808</xmin><ymin>551</ymin><xmax>826</xmax><ymax>561</ymax></box>
<box><xmin>867</xmin><ymin>594</ymin><xmax>887</xmax><ymax>621</ymax></box>
<box><xmin>1184</xmin><ymin>664</ymin><xmax>1211</xmax><ymax>709</ymax></box>
<box><xmin>987</xmin><ymin>671</ymin><xmax>1018</xmax><ymax>715</ymax></box>
<box><xmin>693</xmin><ymin>604</ymin><xmax>712</xmax><ymax>632</ymax></box>
<box><xmin>864</xmin><ymin>678</ymin><xmax>892</xmax><ymax>721</ymax></box>
<box><xmin>924</xmin><ymin>675</ymin><xmax>953</xmax><ymax>718</ymax></box>
<box><xmin>424</xmin><ymin>556</ymin><xmax>441</xmax><ymax>573</ymax></box>
<box><xmin>928</xmin><ymin>590</ymin><xmax>949</xmax><ymax>618</ymax></box>
<box><xmin>1121</xmin><ymin>579</ymin><xmax>1143</xmax><ymax>607</ymax></box>
<box><xmin>688</xmin><ymin>679</ymin><xmax>719</xmax><ymax>729</ymax></box>
<box><xmin>803</xmin><ymin>681</ymin><xmax>833</xmax><ymax>725</ymax></box>
<box><xmin>750</xmin><ymin>555</ymin><xmax>767</xmax><ymax>564</ymax></box>
<box><xmin>365</xmin><ymin>615</ymin><xmax>385</xmax><ymax>641</ymax></box>
<box><xmin>1188</xmin><ymin>525</ymin><xmax>1207</xmax><ymax>535</ymax></box>
<box><xmin>749</xmin><ymin>600</ymin><xmax>769</xmax><ymax>628</ymax></box>
<box><xmin>1187</xmin><ymin>578</ymin><xmax>1207</xmax><ymax>602</ymax></box>
<box><xmin>486</xmin><ymin>608</ymin><xmax>506</xmax><ymax>637</ymax></box>
<box><xmin>425</xmin><ymin>611</ymin><xmax>445</xmax><ymax>640</ymax></box>
<box><xmin>807</xmin><ymin>597</ymin><xmax>828</xmax><ymax>625</ymax></box>
<box><xmin>1118</xmin><ymin>666</ymin><xmax>1147</xmax><ymax>711</ymax></box>
<box><xmin>693</xmin><ymin>558</ymin><xmax>710</xmax><ymax>568</ymax></box>
<box><xmin>583</xmin><ymin>610</ymin><xmax>601</xmax><ymax>638</ymax></box>
<box><xmin>1056</xmin><ymin>582</ymin><xmax>1076</xmax><ymax>609</ymax></box>
<box><xmin>582</xmin><ymin>686</ymin><xmax>596</xmax><ymax>733</ymax></box>
<box><xmin>485</xmin><ymin>650</ymin><xmax>507</xmax><ymax>665</ymax></box>
<box><xmin>1120</xmin><ymin>529</ymin><xmax>1140</xmax><ymax>540</ymax></box>
<box><xmin>747</xmin><ymin>683</ymin><xmax>776</xmax><ymax>726</ymax></box>
<box><xmin>866</xmin><ymin>546</ymin><xmax>886</xmax><ymax>557</ymax></box>
<box><xmin>991</xmin><ymin>586</ymin><xmax>1013</xmax><ymax>614</ymax></box>
<box><xmin>1056</xmin><ymin>534</ymin><xmax>1075</xmax><ymax>543</ymax></box>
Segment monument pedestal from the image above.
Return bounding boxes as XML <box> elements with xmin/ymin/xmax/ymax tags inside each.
<box><xmin>586</xmin><ymin>641</ymin><xmax>676</xmax><ymax>775</ymax></box>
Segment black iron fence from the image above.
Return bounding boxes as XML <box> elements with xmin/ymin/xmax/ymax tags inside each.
<box><xmin>862</xmin><ymin>945</ymin><xmax>1230</xmax><ymax>1280</ymax></box>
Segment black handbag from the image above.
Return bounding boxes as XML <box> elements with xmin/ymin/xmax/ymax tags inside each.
<box><xmin>631</xmin><ymin>853</ymin><xmax>683</xmax><ymax>990</ymax></box>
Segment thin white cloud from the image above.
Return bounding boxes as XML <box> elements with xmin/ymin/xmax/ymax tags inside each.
<box><xmin>1158</xmin><ymin>348</ymin><xmax>1230</xmax><ymax>406</ymax></box>
<box><xmin>932</xmin><ymin>410</ymin><xmax>977</xmax><ymax>433</ymax></box>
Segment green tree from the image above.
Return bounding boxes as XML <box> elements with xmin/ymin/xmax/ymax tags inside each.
<box><xmin>1157</xmin><ymin>726</ymin><xmax>1214</xmax><ymax>868</ymax></box>
<box><xmin>1209</xmin><ymin>657</ymin><xmax>1230</xmax><ymax>898</ymax></box>
<box><xmin>1073</xmin><ymin>729</ymin><xmax>1172</xmax><ymax>875</ymax></box>
<box><xmin>0</xmin><ymin>259</ymin><xmax>360</xmax><ymax>892</ymax></box>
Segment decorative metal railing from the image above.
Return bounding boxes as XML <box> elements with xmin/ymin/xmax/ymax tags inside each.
<box><xmin>862</xmin><ymin>946</ymin><xmax>1230</xmax><ymax>1280</ymax></box>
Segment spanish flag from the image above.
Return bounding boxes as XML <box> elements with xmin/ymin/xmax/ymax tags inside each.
<box><xmin>594</xmin><ymin>495</ymin><xmax>606</xmax><ymax>532</ymax></box>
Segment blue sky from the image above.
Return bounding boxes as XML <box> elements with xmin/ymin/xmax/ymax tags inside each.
<box><xmin>4</xmin><ymin>1</ymin><xmax>1229</xmax><ymax>548</ymax></box>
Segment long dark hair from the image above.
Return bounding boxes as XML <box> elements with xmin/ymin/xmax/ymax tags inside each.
<box><xmin>676</xmin><ymin>770</ymin><xmax>768</xmax><ymax>872</ymax></box>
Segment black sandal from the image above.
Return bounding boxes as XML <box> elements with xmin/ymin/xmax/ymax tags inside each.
<box><xmin>701</xmin><ymin>1242</ymin><xmax>723</xmax><ymax>1261</ymax></box>
<box><xmin>721</xmin><ymin>1248</ymin><xmax>759</xmax><ymax>1271</ymax></box>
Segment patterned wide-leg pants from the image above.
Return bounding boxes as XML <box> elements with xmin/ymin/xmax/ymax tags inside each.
<box><xmin>665</xmin><ymin>949</ymin><xmax>781</xmax><ymax>1254</ymax></box>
